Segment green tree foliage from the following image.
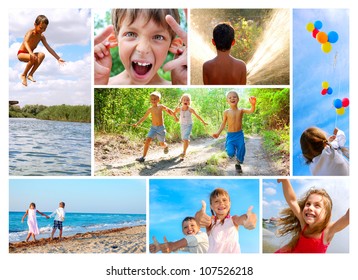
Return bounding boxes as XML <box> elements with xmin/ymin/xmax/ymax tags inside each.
<box><xmin>9</xmin><ymin>104</ymin><xmax>91</xmax><ymax>123</ymax></box>
<box><xmin>94</xmin><ymin>88</ymin><xmax>289</xmax><ymax>158</ymax></box>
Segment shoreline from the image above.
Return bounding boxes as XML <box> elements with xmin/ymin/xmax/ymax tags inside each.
<box><xmin>9</xmin><ymin>225</ymin><xmax>146</xmax><ymax>253</ymax></box>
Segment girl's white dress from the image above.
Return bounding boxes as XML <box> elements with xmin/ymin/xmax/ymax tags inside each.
<box><xmin>208</xmin><ymin>217</ymin><xmax>240</xmax><ymax>253</ymax></box>
<box><xmin>27</xmin><ymin>208</ymin><xmax>40</xmax><ymax>235</ymax></box>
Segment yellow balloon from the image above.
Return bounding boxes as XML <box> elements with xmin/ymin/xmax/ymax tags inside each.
<box><xmin>306</xmin><ymin>22</ymin><xmax>314</xmax><ymax>32</ymax></box>
<box><xmin>336</xmin><ymin>107</ymin><xmax>345</xmax><ymax>115</ymax></box>
<box><xmin>322</xmin><ymin>81</ymin><xmax>329</xmax><ymax>89</ymax></box>
<box><xmin>322</xmin><ymin>42</ymin><xmax>332</xmax><ymax>53</ymax></box>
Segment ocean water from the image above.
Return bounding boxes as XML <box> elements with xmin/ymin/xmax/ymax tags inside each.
<box><xmin>9</xmin><ymin>211</ymin><xmax>146</xmax><ymax>242</ymax></box>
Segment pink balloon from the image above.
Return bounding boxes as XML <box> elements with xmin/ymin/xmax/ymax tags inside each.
<box><xmin>342</xmin><ymin>97</ymin><xmax>350</xmax><ymax>107</ymax></box>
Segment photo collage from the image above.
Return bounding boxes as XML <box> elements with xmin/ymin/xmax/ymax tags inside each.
<box><xmin>8</xmin><ymin>8</ymin><xmax>350</xmax><ymax>255</ymax></box>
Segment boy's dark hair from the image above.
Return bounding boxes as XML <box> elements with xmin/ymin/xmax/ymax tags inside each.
<box><xmin>35</xmin><ymin>15</ymin><xmax>49</xmax><ymax>25</ymax></box>
<box><xmin>112</xmin><ymin>9</ymin><xmax>180</xmax><ymax>39</ymax></box>
<box><xmin>213</xmin><ymin>22</ymin><xmax>235</xmax><ymax>51</ymax></box>
<box><xmin>182</xmin><ymin>216</ymin><xmax>196</xmax><ymax>225</ymax></box>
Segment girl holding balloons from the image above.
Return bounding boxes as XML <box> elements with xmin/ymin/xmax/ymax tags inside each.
<box><xmin>300</xmin><ymin>126</ymin><xmax>349</xmax><ymax>176</ymax></box>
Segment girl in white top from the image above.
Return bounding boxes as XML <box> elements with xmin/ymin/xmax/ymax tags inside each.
<box><xmin>195</xmin><ymin>188</ymin><xmax>257</xmax><ymax>253</ymax></box>
<box><xmin>300</xmin><ymin>127</ymin><xmax>349</xmax><ymax>176</ymax></box>
<box><xmin>174</xmin><ymin>93</ymin><xmax>208</xmax><ymax>159</ymax></box>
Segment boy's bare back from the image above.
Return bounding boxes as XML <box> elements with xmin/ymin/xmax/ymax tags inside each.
<box><xmin>203</xmin><ymin>55</ymin><xmax>247</xmax><ymax>85</ymax></box>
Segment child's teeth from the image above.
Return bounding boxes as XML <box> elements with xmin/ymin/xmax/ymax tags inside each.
<box><xmin>136</xmin><ymin>62</ymin><xmax>150</xmax><ymax>66</ymax></box>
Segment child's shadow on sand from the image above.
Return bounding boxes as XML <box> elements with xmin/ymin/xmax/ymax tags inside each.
<box><xmin>138</xmin><ymin>155</ymin><xmax>185</xmax><ymax>176</ymax></box>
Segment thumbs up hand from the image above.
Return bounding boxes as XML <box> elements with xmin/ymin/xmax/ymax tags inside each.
<box><xmin>195</xmin><ymin>200</ymin><xmax>212</xmax><ymax>228</ymax></box>
<box><xmin>243</xmin><ymin>206</ymin><xmax>257</xmax><ymax>230</ymax></box>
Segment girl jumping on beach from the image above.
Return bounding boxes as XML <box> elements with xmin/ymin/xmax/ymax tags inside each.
<box><xmin>300</xmin><ymin>127</ymin><xmax>349</xmax><ymax>175</ymax></box>
<box><xmin>173</xmin><ymin>93</ymin><xmax>208</xmax><ymax>159</ymax></box>
<box><xmin>21</xmin><ymin>202</ymin><xmax>49</xmax><ymax>242</ymax></box>
<box><xmin>275</xmin><ymin>179</ymin><xmax>349</xmax><ymax>253</ymax></box>
<box><xmin>195</xmin><ymin>188</ymin><xmax>257</xmax><ymax>253</ymax></box>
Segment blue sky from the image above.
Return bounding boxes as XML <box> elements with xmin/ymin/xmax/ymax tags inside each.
<box><xmin>263</xmin><ymin>178</ymin><xmax>349</xmax><ymax>253</ymax></box>
<box><xmin>293</xmin><ymin>9</ymin><xmax>349</xmax><ymax>175</ymax></box>
<box><xmin>8</xmin><ymin>9</ymin><xmax>91</xmax><ymax>106</ymax></box>
<box><xmin>9</xmin><ymin>179</ymin><xmax>146</xmax><ymax>214</ymax></box>
<box><xmin>149</xmin><ymin>179</ymin><xmax>260</xmax><ymax>253</ymax></box>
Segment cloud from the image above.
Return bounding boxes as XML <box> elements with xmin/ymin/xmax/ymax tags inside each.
<box><xmin>264</xmin><ymin>187</ymin><xmax>276</xmax><ymax>196</ymax></box>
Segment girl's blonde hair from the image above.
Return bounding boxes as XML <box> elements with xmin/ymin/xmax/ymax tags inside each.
<box><xmin>209</xmin><ymin>188</ymin><xmax>231</xmax><ymax>230</ymax></box>
<box><xmin>181</xmin><ymin>93</ymin><xmax>191</xmax><ymax>102</ymax></box>
<box><xmin>276</xmin><ymin>188</ymin><xmax>332</xmax><ymax>250</ymax></box>
<box><xmin>300</xmin><ymin>127</ymin><xmax>329</xmax><ymax>163</ymax></box>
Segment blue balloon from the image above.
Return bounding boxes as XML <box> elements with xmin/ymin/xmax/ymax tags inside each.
<box><xmin>328</xmin><ymin>31</ymin><xmax>339</xmax><ymax>43</ymax></box>
<box><xmin>327</xmin><ymin>87</ymin><xmax>333</xmax><ymax>95</ymax></box>
<box><xmin>314</xmin><ymin>20</ymin><xmax>323</xmax><ymax>30</ymax></box>
<box><xmin>333</xmin><ymin>99</ymin><xmax>342</xmax><ymax>109</ymax></box>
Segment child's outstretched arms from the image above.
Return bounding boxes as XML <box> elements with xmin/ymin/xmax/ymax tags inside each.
<box><xmin>133</xmin><ymin>109</ymin><xmax>151</xmax><ymax>127</ymax></box>
<box><xmin>242</xmin><ymin>96</ymin><xmax>256</xmax><ymax>114</ymax></box>
<box><xmin>232</xmin><ymin>206</ymin><xmax>257</xmax><ymax>230</ymax></box>
<box><xmin>278</xmin><ymin>179</ymin><xmax>304</xmax><ymax>227</ymax></box>
<box><xmin>150</xmin><ymin>236</ymin><xmax>186</xmax><ymax>253</ymax></box>
<box><xmin>190</xmin><ymin>108</ymin><xmax>208</xmax><ymax>125</ymax></box>
<box><xmin>94</xmin><ymin>25</ymin><xmax>118</xmax><ymax>85</ymax></box>
<box><xmin>325</xmin><ymin>208</ymin><xmax>349</xmax><ymax>244</ymax></box>
<box><xmin>212</xmin><ymin>111</ymin><xmax>228</xmax><ymax>138</ymax></box>
<box><xmin>41</xmin><ymin>35</ymin><xmax>65</xmax><ymax>65</ymax></box>
<box><xmin>21</xmin><ymin>210</ymin><xmax>28</xmax><ymax>223</ymax></box>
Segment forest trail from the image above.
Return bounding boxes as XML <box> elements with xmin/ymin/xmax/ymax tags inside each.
<box><xmin>95</xmin><ymin>134</ymin><xmax>289</xmax><ymax>176</ymax></box>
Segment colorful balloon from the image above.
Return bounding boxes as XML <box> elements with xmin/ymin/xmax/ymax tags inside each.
<box><xmin>336</xmin><ymin>107</ymin><xmax>345</xmax><ymax>115</ymax></box>
<box><xmin>322</xmin><ymin>81</ymin><xmax>329</xmax><ymax>89</ymax></box>
<box><xmin>316</xmin><ymin>31</ymin><xmax>328</xmax><ymax>44</ymax></box>
<box><xmin>321</xmin><ymin>88</ymin><xmax>327</xmax><ymax>95</ymax></box>
<box><xmin>322</xmin><ymin>42</ymin><xmax>332</xmax><ymax>53</ymax></box>
<box><xmin>306</xmin><ymin>22</ymin><xmax>315</xmax><ymax>32</ymax></box>
<box><xmin>328</xmin><ymin>31</ymin><xmax>339</xmax><ymax>43</ymax></box>
<box><xmin>314</xmin><ymin>20</ymin><xmax>323</xmax><ymax>30</ymax></box>
<box><xmin>327</xmin><ymin>87</ymin><xmax>333</xmax><ymax>95</ymax></box>
<box><xmin>342</xmin><ymin>97</ymin><xmax>350</xmax><ymax>107</ymax></box>
<box><xmin>333</xmin><ymin>99</ymin><xmax>342</xmax><ymax>109</ymax></box>
<box><xmin>312</xmin><ymin>29</ymin><xmax>319</xmax><ymax>38</ymax></box>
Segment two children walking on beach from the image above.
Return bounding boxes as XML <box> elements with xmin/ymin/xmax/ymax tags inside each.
<box><xmin>21</xmin><ymin>201</ymin><xmax>66</xmax><ymax>242</ymax></box>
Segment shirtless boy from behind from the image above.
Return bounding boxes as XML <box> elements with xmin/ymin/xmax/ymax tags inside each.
<box><xmin>17</xmin><ymin>15</ymin><xmax>65</xmax><ymax>86</ymax></box>
<box><xmin>203</xmin><ymin>22</ymin><xmax>246</xmax><ymax>85</ymax></box>
<box><xmin>213</xmin><ymin>91</ymin><xmax>256</xmax><ymax>173</ymax></box>
<box><xmin>133</xmin><ymin>91</ymin><xmax>178</xmax><ymax>162</ymax></box>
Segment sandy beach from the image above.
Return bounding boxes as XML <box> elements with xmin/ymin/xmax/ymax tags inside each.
<box><xmin>9</xmin><ymin>225</ymin><xmax>146</xmax><ymax>253</ymax></box>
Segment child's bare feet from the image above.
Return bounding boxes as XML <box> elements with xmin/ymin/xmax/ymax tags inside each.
<box><xmin>164</xmin><ymin>146</ymin><xmax>169</xmax><ymax>154</ymax></box>
<box><xmin>28</xmin><ymin>75</ymin><xmax>36</xmax><ymax>82</ymax></box>
<box><xmin>21</xmin><ymin>75</ymin><xmax>27</xmax><ymax>86</ymax></box>
<box><xmin>180</xmin><ymin>153</ymin><xmax>185</xmax><ymax>159</ymax></box>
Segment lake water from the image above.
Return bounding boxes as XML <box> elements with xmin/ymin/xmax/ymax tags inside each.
<box><xmin>9</xmin><ymin>118</ymin><xmax>91</xmax><ymax>176</ymax></box>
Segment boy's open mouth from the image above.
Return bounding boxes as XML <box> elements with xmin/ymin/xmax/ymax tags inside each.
<box><xmin>132</xmin><ymin>61</ymin><xmax>152</xmax><ymax>76</ymax></box>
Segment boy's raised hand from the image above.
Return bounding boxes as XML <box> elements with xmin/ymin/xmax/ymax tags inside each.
<box><xmin>164</xmin><ymin>14</ymin><xmax>187</xmax><ymax>85</ymax></box>
<box><xmin>94</xmin><ymin>25</ymin><xmax>117</xmax><ymax>85</ymax></box>
<box><xmin>243</xmin><ymin>206</ymin><xmax>257</xmax><ymax>230</ymax></box>
<box><xmin>195</xmin><ymin>201</ymin><xmax>211</xmax><ymax>228</ymax></box>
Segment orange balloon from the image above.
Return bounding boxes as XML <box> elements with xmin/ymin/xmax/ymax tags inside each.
<box><xmin>316</xmin><ymin>31</ymin><xmax>328</xmax><ymax>44</ymax></box>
